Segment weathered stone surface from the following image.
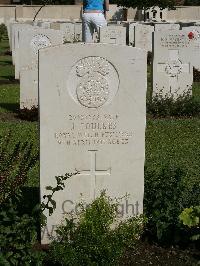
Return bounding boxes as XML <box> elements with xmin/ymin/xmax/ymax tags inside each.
<box><xmin>19</xmin><ymin>27</ymin><xmax>63</xmax><ymax>109</ymax></box>
<box><xmin>12</xmin><ymin>23</ymin><xmax>33</xmax><ymax>78</ymax></box>
<box><xmin>134</xmin><ymin>24</ymin><xmax>154</xmax><ymax>51</ymax></box>
<box><xmin>154</xmin><ymin>23</ymin><xmax>180</xmax><ymax>31</ymax></box>
<box><xmin>74</xmin><ymin>22</ymin><xmax>82</xmax><ymax>42</ymax></box>
<box><xmin>99</xmin><ymin>25</ymin><xmax>127</xmax><ymax>45</ymax></box>
<box><xmin>153</xmin><ymin>30</ymin><xmax>193</xmax><ymax>98</ymax></box>
<box><xmin>39</xmin><ymin>43</ymin><xmax>146</xmax><ymax>244</ymax></box>
<box><xmin>182</xmin><ymin>26</ymin><xmax>200</xmax><ymax>71</ymax></box>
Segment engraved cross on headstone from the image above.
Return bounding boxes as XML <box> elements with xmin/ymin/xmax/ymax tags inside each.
<box><xmin>157</xmin><ymin>49</ymin><xmax>190</xmax><ymax>93</ymax></box>
<box><xmin>77</xmin><ymin>150</ymin><xmax>111</xmax><ymax>199</ymax></box>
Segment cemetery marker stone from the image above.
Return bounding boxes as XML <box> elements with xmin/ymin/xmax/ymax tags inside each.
<box><xmin>99</xmin><ymin>25</ymin><xmax>127</xmax><ymax>45</ymax></box>
<box><xmin>19</xmin><ymin>27</ymin><xmax>63</xmax><ymax>109</ymax></box>
<box><xmin>182</xmin><ymin>26</ymin><xmax>200</xmax><ymax>71</ymax></box>
<box><xmin>153</xmin><ymin>30</ymin><xmax>193</xmax><ymax>98</ymax></box>
<box><xmin>154</xmin><ymin>23</ymin><xmax>180</xmax><ymax>32</ymax></box>
<box><xmin>74</xmin><ymin>22</ymin><xmax>82</xmax><ymax>42</ymax></box>
<box><xmin>134</xmin><ymin>24</ymin><xmax>154</xmax><ymax>51</ymax></box>
<box><xmin>39</xmin><ymin>43</ymin><xmax>146</xmax><ymax>244</ymax></box>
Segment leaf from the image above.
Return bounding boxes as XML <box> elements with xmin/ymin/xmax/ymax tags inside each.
<box><xmin>46</xmin><ymin>186</ymin><xmax>53</xmax><ymax>191</ymax></box>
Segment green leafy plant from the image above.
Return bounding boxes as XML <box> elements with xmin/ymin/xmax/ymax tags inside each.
<box><xmin>144</xmin><ymin>163</ymin><xmax>200</xmax><ymax>244</ymax></box>
<box><xmin>0</xmin><ymin>133</ymin><xmax>43</xmax><ymax>265</ymax></box>
<box><xmin>0</xmin><ymin>132</ymin><xmax>38</xmax><ymax>204</ymax></box>
<box><xmin>0</xmin><ymin>193</ymin><xmax>44</xmax><ymax>265</ymax></box>
<box><xmin>40</xmin><ymin>172</ymin><xmax>76</xmax><ymax>220</ymax></box>
<box><xmin>47</xmin><ymin>192</ymin><xmax>146</xmax><ymax>266</ymax></box>
<box><xmin>0</xmin><ymin>129</ymin><xmax>77</xmax><ymax>265</ymax></box>
<box><xmin>147</xmin><ymin>90</ymin><xmax>200</xmax><ymax>118</ymax></box>
<box><xmin>179</xmin><ymin>206</ymin><xmax>200</xmax><ymax>241</ymax></box>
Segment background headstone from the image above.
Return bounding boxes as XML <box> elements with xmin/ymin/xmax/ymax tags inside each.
<box><xmin>154</xmin><ymin>23</ymin><xmax>180</xmax><ymax>32</ymax></box>
<box><xmin>60</xmin><ymin>22</ymin><xmax>75</xmax><ymax>43</ymax></box>
<box><xmin>134</xmin><ymin>24</ymin><xmax>154</xmax><ymax>51</ymax></box>
<box><xmin>153</xmin><ymin>30</ymin><xmax>193</xmax><ymax>98</ymax></box>
<box><xmin>182</xmin><ymin>26</ymin><xmax>200</xmax><ymax>71</ymax></box>
<box><xmin>99</xmin><ymin>25</ymin><xmax>127</xmax><ymax>45</ymax></box>
<box><xmin>19</xmin><ymin>27</ymin><xmax>64</xmax><ymax>109</ymax></box>
<box><xmin>12</xmin><ymin>23</ymin><xmax>33</xmax><ymax>78</ymax></box>
<box><xmin>74</xmin><ymin>22</ymin><xmax>82</xmax><ymax>42</ymax></box>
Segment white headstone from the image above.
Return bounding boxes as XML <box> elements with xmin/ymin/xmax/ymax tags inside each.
<box><xmin>74</xmin><ymin>22</ymin><xmax>82</xmax><ymax>42</ymax></box>
<box><xmin>134</xmin><ymin>24</ymin><xmax>154</xmax><ymax>52</ymax></box>
<box><xmin>182</xmin><ymin>26</ymin><xmax>200</xmax><ymax>71</ymax></box>
<box><xmin>39</xmin><ymin>43</ymin><xmax>147</xmax><ymax>244</ymax></box>
<box><xmin>153</xmin><ymin>30</ymin><xmax>193</xmax><ymax>98</ymax></box>
<box><xmin>19</xmin><ymin>27</ymin><xmax>64</xmax><ymax>109</ymax></box>
<box><xmin>12</xmin><ymin>23</ymin><xmax>33</xmax><ymax>77</ymax></box>
<box><xmin>10</xmin><ymin>22</ymin><xmax>18</xmax><ymax>53</ymax></box>
<box><xmin>154</xmin><ymin>23</ymin><xmax>180</xmax><ymax>32</ymax></box>
<box><xmin>50</xmin><ymin>22</ymin><xmax>75</xmax><ymax>43</ymax></box>
<box><xmin>60</xmin><ymin>22</ymin><xmax>75</xmax><ymax>43</ymax></box>
<box><xmin>99</xmin><ymin>25</ymin><xmax>127</xmax><ymax>45</ymax></box>
<box><xmin>37</xmin><ymin>21</ymin><xmax>51</xmax><ymax>29</ymax></box>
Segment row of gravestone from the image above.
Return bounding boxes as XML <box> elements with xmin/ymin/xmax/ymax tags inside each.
<box><xmin>9</xmin><ymin>19</ymin><xmax>200</xmax><ymax>50</ymax></box>
<box><xmin>6</xmin><ymin>19</ymin><xmax>200</xmax><ymax>244</ymax></box>
<box><xmin>8</xmin><ymin>20</ymin><xmax>200</xmax><ymax>107</ymax></box>
<box><xmin>8</xmin><ymin>21</ymin><xmax>146</xmax><ymax>244</ymax></box>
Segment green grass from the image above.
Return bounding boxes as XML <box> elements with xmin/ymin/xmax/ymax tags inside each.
<box><xmin>0</xmin><ymin>84</ymin><xmax>19</xmax><ymax>113</ymax></box>
<box><xmin>0</xmin><ymin>56</ymin><xmax>14</xmax><ymax>81</ymax></box>
<box><xmin>0</xmin><ymin>38</ymin><xmax>199</xmax><ymax>190</ymax></box>
<box><xmin>1</xmin><ymin>118</ymin><xmax>200</xmax><ymax>189</ymax></box>
<box><xmin>0</xmin><ymin>37</ymin><xmax>19</xmax><ymax>113</ymax></box>
<box><xmin>146</xmin><ymin>118</ymin><xmax>200</xmax><ymax>174</ymax></box>
<box><xmin>0</xmin><ymin>122</ymin><xmax>39</xmax><ymax>187</ymax></box>
<box><xmin>0</xmin><ymin>38</ymin><xmax>9</xmax><ymax>53</ymax></box>
<box><xmin>0</xmin><ymin>39</ymin><xmax>15</xmax><ymax>81</ymax></box>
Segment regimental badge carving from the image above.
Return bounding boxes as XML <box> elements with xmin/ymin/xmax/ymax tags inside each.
<box><xmin>30</xmin><ymin>34</ymin><xmax>51</xmax><ymax>55</ymax></box>
<box><xmin>76</xmin><ymin>57</ymin><xmax>110</xmax><ymax>108</ymax></box>
<box><xmin>165</xmin><ymin>60</ymin><xmax>183</xmax><ymax>78</ymax></box>
<box><xmin>67</xmin><ymin>56</ymin><xmax>119</xmax><ymax>108</ymax></box>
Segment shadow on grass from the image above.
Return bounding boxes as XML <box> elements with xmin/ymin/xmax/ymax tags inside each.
<box><xmin>0</xmin><ymin>80</ymin><xmax>19</xmax><ymax>85</ymax></box>
<box><xmin>0</xmin><ymin>102</ymin><xmax>19</xmax><ymax>113</ymax></box>
<box><xmin>0</xmin><ymin>75</ymin><xmax>18</xmax><ymax>82</ymax></box>
<box><xmin>0</xmin><ymin>103</ymin><xmax>38</xmax><ymax>121</ymax></box>
<box><xmin>0</xmin><ymin>60</ymin><xmax>12</xmax><ymax>66</ymax></box>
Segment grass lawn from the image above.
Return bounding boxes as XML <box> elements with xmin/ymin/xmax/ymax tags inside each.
<box><xmin>1</xmin><ymin>118</ymin><xmax>200</xmax><ymax>186</ymax></box>
<box><xmin>0</xmin><ymin>37</ymin><xmax>15</xmax><ymax>79</ymax></box>
<box><xmin>0</xmin><ymin>36</ymin><xmax>199</xmax><ymax>187</ymax></box>
<box><xmin>0</xmin><ymin>84</ymin><xmax>19</xmax><ymax>113</ymax></box>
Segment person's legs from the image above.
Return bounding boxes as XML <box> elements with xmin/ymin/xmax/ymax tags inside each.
<box><xmin>82</xmin><ymin>13</ymin><xmax>94</xmax><ymax>43</ymax></box>
<box><xmin>92</xmin><ymin>13</ymin><xmax>107</xmax><ymax>33</ymax></box>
